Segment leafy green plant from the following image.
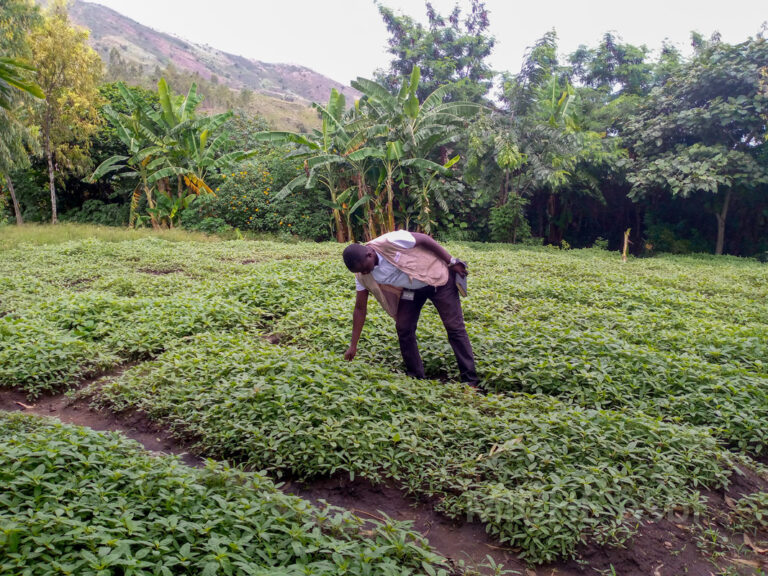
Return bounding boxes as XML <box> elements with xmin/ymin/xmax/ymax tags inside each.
<box><xmin>93</xmin><ymin>331</ymin><xmax>735</xmax><ymax>563</ymax></box>
<box><xmin>489</xmin><ymin>195</ymin><xmax>531</xmax><ymax>243</ymax></box>
<box><xmin>2</xmin><ymin>232</ymin><xmax>767</xmax><ymax>564</ymax></box>
<box><xmin>0</xmin><ymin>315</ymin><xmax>117</xmax><ymax>397</ymax></box>
<box><xmin>89</xmin><ymin>80</ymin><xmax>254</xmax><ymax>229</ymax></box>
<box><xmin>184</xmin><ymin>166</ymin><xmax>329</xmax><ymax>240</ymax></box>
<box><xmin>731</xmin><ymin>492</ymin><xmax>768</xmax><ymax>533</ymax></box>
<box><xmin>0</xmin><ymin>412</ymin><xmax>449</xmax><ymax>575</ymax></box>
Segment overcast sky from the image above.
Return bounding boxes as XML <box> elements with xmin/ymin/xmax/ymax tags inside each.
<box><xmin>87</xmin><ymin>0</ymin><xmax>767</xmax><ymax>85</ymax></box>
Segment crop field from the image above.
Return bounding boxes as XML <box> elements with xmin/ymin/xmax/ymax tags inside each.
<box><xmin>1</xmin><ymin>227</ymin><xmax>768</xmax><ymax>572</ymax></box>
<box><xmin>0</xmin><ymin>412</ymin><xmax>444</xmax><ymax>575</ymax></box>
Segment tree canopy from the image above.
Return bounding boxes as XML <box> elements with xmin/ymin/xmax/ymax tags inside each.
<box><xmin>375</xmin><ymin>0</ymin><xmax>495</xmax><ymax>103</ymax></box>
<box><xmin>3</xmin><ymin>1</ymin><xmax>767</xmax><ymax>257</ymax></box>
<box><xmin>624</xmin><ymin>36</ymin><xmax>768</xmax><ymax>254</ymax></box>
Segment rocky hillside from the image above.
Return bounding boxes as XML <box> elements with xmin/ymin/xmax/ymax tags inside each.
<box><xmin>64</xmin><ymin>1</ymin><xmax>360</xmax><ymax>129</ymax></box>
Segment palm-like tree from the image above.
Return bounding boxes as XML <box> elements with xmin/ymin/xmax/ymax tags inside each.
<box><xmin>254</xmin><ymin>68</ymin><xmax>482</xmax><ymax>241</ymax></box>
<box><xmin>90</xmin><ymin>80</ymin><xmax>253</xmax><ymax>228</ymax></box>
<box><xmin>253</xmin><ymin>88</ymin><xmax>351</xmax><ymax>241</ymax></box>
<box><xmin>351</xmin><ymin>67</ymin><xmax>481</xmax><ymax>233</ymax></box>
<box><xmin>0</xmin><ymin>57</ymin><xmax>43</xmax><ymax>110</ymax></box>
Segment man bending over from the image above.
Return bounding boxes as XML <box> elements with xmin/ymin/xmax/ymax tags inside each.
<box><xmin>342</xmin><ymin>230</ymin><xmax>478</xmax><ymax>387</ymax></box>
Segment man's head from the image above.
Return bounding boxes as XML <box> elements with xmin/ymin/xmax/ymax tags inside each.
<box><xmin>342</xmin><ymin>243</ymin><xmax>377</xmax><ymax>274</ymax></box>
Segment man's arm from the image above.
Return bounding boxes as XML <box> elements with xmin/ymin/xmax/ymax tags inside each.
<box><xmin>412</xmin><ymin>232</ymin><xmax>467</xmax><ymax>277</ymax></box>
<box><xmin>344</xmin><ymin>289</ymin><xmax>369</xmax><ymax>361</ymax></box>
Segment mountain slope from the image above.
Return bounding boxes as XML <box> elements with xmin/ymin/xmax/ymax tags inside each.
<box><xmin>65</xmin><ymin>1</ymin><xmax>360</xmax><ymax>130</ymax></box>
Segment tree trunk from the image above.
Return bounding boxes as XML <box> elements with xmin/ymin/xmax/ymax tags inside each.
<box><xmin>332</xmin><ymin>208</ymin><xmax>345</xmax><ymax>242</ymax></box>
<box><xmin>145</xmin><ymin>183</ymin><xmax>160</xmax><ymax>230</ymax></box>
<box><xmin>546</xmin><ymin>193</ymin><xmax>563</xmax><ymax>245</ymax></box>
<box><xmin>386</xmin><ymin>176</ymin><xmax>395</xmax><ymax>233</ymax></box>
<box><xmin>714</xmin><ymin>189</ymin><xmax>732</xmax><ymax>256</ymax></box>
<box><xmin>3</xmin><ymin>173</ymin><xmax>23</xmax><ymax>225</ymax></box>
<box><xmin>501</xmin><ymin>168</ymin><xmax>510</xmax><ymax>205</ymax></box>
<box><xmin>45</xmin><ymin>132</ymin><xmax>58</xmax><ymax>224</ymax></box>
<box><xmin>357</xmin><ymin>172</ymin><xmax>375</xmax><ymax>241</ymax></box>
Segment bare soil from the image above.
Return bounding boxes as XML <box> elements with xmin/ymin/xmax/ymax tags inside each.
<box><xmin>138</xmin><ymin>267</ymin><xmax>184</xmax><ymax>275</ymax></box>
<box><xmin>0</xmin><ymin>386</ymin><xmax>201</xmax><ymax>468</ymax></box>
<box><xmin>2</xmin><ymin>382</ymin><xmax>767</xmax><ymax>575</ymax></box>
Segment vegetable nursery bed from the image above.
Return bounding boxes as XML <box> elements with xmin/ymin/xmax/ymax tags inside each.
<box><xmin>3</xmin><ymin>236</ymin><xmax>768</xmax><ymax>574</ymax></box>
<box><xmin>2</xmin><ymin>387</ymin><xmax>767</xmax><ymax>576</ymax></box>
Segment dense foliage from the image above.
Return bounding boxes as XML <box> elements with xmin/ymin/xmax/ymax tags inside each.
<box><xmin>623</xmin><ymin>36</ymin><xmax>768</xmax><ymax>254</ymax></box>
<box><xmin>3</xmin><ymin>1</ymin><xmax>765</xmax><ymax>255</ymax></box>
<box><xmin>182</xmin><ymin>153</ymin><xmax>329</xmax><ymax>239</ymax></box>
<box><xmin>94</xmin><ymin>331</ymin><xmax>734</xmax><ymax>562</ymax></box>
<box><xmin>375</xmin><ymin>0</ymin><xmax>495</xmax><ymax>103</ymax></box>
<box><xmin>1</xmin><ymin>232</ymin><xmax>766</xmax><ymax>563</ymax></box>
<box><xmin>0</xmin><ymin>412</ymin><xmax>448</xmax><ymax>575</ymax></box>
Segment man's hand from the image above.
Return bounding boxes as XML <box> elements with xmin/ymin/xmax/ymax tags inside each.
<box><xmin>412</xmin><ymin>233</ymin><xmax>468</xmax><ymax>278</ymax></box>
<box><xmin>450</xmin><ymin>261</ymin><xmax>468</xmax><ymax>278</ymax></box>
<box><xmin>344</xmin><ymin>345</ymin><xmax>358</xmax><ymax>361</ymax></box>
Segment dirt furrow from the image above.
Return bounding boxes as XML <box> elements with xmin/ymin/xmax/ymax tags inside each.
<box><xmin>2</xmin><ymin>383</ymin><xmax>766</xmax><ymax>576</ymax></box>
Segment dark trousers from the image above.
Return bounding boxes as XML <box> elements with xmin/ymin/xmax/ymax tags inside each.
<box><xmin>395</xmin><ymin>271</ymin><xmax>478</xmax><ymax>384</ymax></box>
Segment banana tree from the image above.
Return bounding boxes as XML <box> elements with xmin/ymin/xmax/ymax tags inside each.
<box><xmin>254</xmin><ymin>88</ymin><xmax>351</xmax><ymax>242</ymax></box>
<box><xmin>147</xmin><ymin>191</ymin><xmax>196</xmax><ymax>228</ymax></box>
<box><xmin>351</xmin><ymin>67</ymin><xmax>483</xmax><ymax>232</ymax></box>
<box><xmin>256</xmin><ymin>69</ymin><xmax>482</xmax><ymax>239</ymax></box>
<box><xmin>90</xmin><ymin>80</ymin><xmax>253</xmax><ymax>228</ymax></box>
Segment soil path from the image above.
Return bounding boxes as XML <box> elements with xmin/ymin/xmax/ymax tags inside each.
<box><xmin>2</xmin><ymin>384</ymin><xmax>766</xmax><ymax>576</ymax></box>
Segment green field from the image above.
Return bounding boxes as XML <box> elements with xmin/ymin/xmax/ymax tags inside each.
<box><xmin>1</xmin><ymin>226</ymin><xmax>767</xmax><ymax>568</ymax></box>
<box><xmin>0</xmin><ymin>412</ymin><xmax>445</xmax><ymax>575</ymax></box>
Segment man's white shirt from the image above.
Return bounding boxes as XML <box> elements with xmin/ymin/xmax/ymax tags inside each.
<box><xmin>354</xmin><ymin>230</ymin><xmax>429</xmax><ymax>291</ymax></box>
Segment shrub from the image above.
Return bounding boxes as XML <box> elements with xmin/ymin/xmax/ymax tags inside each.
<box><xmin>489</xmin><ymin>195</ymin><xmax>531</xmax><ymax>243</ymax></box>
<box><xmin>185</xmin><ymin>163</ymin><xmax>331</xmax><ymax>240</ymax></box>
<box><xmin>60</xmin><ymin>199</ymin><xmax>129</xmax><ymax>226</ymax></box>
<box><xmin>592</xmin><ymin>237</ymin><xmax>609</xmax><ymax>250</ymax></box>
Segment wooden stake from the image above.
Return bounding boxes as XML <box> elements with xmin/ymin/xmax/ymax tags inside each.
<box><xmin>622</xmin><ymin>228</ymin><xmax>631</xmax><ymax>263</ymax></box>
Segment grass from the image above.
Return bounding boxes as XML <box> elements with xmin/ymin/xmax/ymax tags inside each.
<box><xmin>0</xmin><ymin>223</ymin><xmax>220</xmax><ymax>249</ymax></box>
<box><xmin>1</xmin><ymin>225</ymin><xmax>767</xmax><ymax>564</ymax></box>
<box><xmin>0</xmin><ymin>222</ymin><xmax>292</xmax><ymax>250</ymax></box>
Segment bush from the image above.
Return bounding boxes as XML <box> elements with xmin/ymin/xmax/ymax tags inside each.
<box><xmin>592</xmin><ymin>237</ymin><xmax>609</xmax><ymax>250</ymax></box>
<box><xmin>644</xmin><ymin>218</ymin><xmax>709</xmax><ymax>254</ymax></box>
<box><xmin>489</xmin><ymin>195</ymin><xmax>531</xmax><ymax>243</ymax></box>
<box><xmin>184</xmin><ymin>158</ymin><xmax>331</xmax><ymax>240</ymax></box>
<box><xmin>181</xmin><ymin>213</ymin><xmax>232</xmax><ymax>235</ymax></box>
<box><xmin>60</xmin><ymin>199</ymin><xmax>129</xmax><ymax>226</ymax></box>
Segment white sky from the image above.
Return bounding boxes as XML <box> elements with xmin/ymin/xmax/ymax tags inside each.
<box><xmin>87</xmin><ymin>0</ymin><xmax>767</xmax><ymax>85</ymax></box>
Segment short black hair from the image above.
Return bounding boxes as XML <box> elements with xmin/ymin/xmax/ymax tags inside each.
<box><xmin>342</xmin><ymin>243</ymin><xmax>367</xmax><ymax>271</ymax></box>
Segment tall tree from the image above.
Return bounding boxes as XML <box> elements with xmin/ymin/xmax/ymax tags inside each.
<box><xmin>375</xmin><ymin>0</ymin><xmax>495</xmax><ymax>103</ymax></box>
<box><xmin>624</xmin><ymin>36</ymin><xmax>768</xmax><ymax>255</ymax></box>
<box><xmin>488</xmin><ymin>32</ymin><xmax>623</xmax><ymax>245</ymax></box>
<box><xmin>569</xmin><ymin>32</ymin><xmax>652</xmax><ymax>97</ymax></box>
<box><xmin>0</xmin><ymin>0</ymin><xmax>43</xmax><ymax>225</ymax></box>
<box><xmin>28</xmin><ymin>0</ymin><xmax>102</xmax><ymax>224</ymax></box>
